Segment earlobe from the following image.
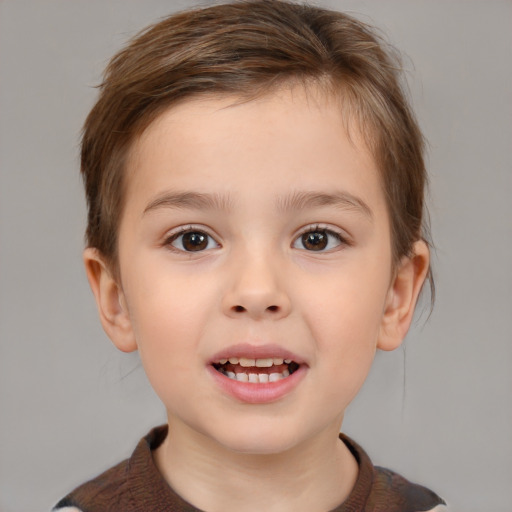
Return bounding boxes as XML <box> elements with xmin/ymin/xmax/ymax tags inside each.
<box><xmin>83</xmin><ymin>248</ymin><xmax>138</xmax><ymax>353</ymax></box>
<box><xmin>377</xmin><ymin>240</ymin><xmax>430</xmax><ymax>351</ymax></box>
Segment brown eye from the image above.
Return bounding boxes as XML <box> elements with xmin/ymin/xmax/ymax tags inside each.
<box><xmin>293</xmin><ymin>228</ymin><xmax>345</xmax><ymax>252</ymax></box>
<box><xmin>302</xmin><ymin>231</ymin><xmax>328</xmax><ymax>251</ymax></box>
<box><xmin>182</xmin><ymin>232</ymin><xmax>207</xmax><ymax>251</ymax></box>
<box><xmin>170</xmin><ymin>230</ymin><xmax>217</xmax><ymax>252</ymax></box>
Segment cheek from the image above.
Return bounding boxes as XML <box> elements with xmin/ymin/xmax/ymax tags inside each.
<box><xmin>303</xmin><ymin>268</ymin><xmax>389</xmax><ymax>347</ymax></box>
<box><xmin>311</xmin><ymin>296</ymin><xmax>380</xmax><ymax>409</ymax></box>
<box><xmin>125</xmin><ymin>259</ymin><xmax>213</xmax><ymax>335</ymax></box>
<box><xmin>121</xmin><ymin>266</ymin><xmax>217</xmax><ymax>387</ymax></box>
<box><xmin>299</xmin><ymin>259</ymin><xmax>390</xmax><ymax>392</ymax></box>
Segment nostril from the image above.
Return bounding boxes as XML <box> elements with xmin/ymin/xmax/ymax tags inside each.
<box><xmin>231</xmin><ymin>304</ymin><xmax>279</xmax><ymax>313</ymax></box>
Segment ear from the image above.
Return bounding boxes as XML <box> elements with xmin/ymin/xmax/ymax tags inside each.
<box><xmin>83</xmin><ymin>248</ymin><xmax>137</xmax><ymax>353</ymax></box>
<box><xmin>377</xmin><ymin>240</ymin><xmax>430</xmax><ymax>351</ymax></box>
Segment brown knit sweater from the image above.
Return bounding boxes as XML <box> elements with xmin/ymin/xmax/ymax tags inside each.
<box><xmin>54</xmin><ymin>425</ymin><xmax>446</xmax><ymax>512</ymax></box>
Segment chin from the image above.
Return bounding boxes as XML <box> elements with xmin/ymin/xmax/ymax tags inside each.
<box><xmin>208</xmin><ymin>417</ymin><xmax>306</xmax><ymax>456</ymax></box>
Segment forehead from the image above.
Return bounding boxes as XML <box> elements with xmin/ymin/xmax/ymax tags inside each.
<box><xmin>124</xmin><ymin>86</ymin><xmax>383</xmax><ymax>214</ymax></box>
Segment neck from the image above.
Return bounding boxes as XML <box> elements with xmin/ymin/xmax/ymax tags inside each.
<box><xmin>153</xmin><ymin>418</ymin><xmax>358</xmax><ymax>512</ymax></box>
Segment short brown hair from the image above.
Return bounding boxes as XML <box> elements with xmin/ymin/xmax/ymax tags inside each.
<box><xmin>81</xmin><ymin>0</ymin><xmax>432</xmax><ymax>287</ymax></box>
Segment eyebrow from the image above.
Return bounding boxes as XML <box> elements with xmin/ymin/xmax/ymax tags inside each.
<box><xmin>143</xmin><ymin>189</ymin><xmax>372</xmax><ymax>220</ymax></box>
<box><xmin>143</xmin><ymin>191</ymin><xmax>234</xmax><ymax>215</ymax></box>
<box><xmin>275</xmin><ymin>190</ymin><xmax>373</xmax><ymax>219</ymax></box>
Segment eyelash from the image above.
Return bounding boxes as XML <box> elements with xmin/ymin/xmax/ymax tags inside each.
<box><xmin>163</xmin><ymin>224</ymin><xmax>350</xmax><ymax>254</ymax></box>
<box><xmin>293</xmin><ymin>225</ymin><xmax>349</xmax><ymax>252</ymax></box>
<box><xmin>164</xmin><ymin>226</ymin><xmax>219</xmax><ymax>253</ymax></box>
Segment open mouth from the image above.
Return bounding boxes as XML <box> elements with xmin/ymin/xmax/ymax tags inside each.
<box><xmin>212</xmin><ymin>357</ymin><xmax>300</xmax><ymax>384</ymax></box>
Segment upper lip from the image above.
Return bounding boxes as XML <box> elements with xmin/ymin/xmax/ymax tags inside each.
<box><xmin>209</xmin><ymin>343</ymin><xmax>305</xmax><ymax>365</ymax></box>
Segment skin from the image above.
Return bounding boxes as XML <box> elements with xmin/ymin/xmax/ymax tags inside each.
<box><xmin>84</xmin><ymin>86</ymin><xmax>429</xmax><ymax>512</ymax></box>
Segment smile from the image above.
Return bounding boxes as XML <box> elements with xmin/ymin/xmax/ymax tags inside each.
<box><xmin>212</xmin><ymin>357</ymin><xmax>300</xmax><ymax>384</ymax></box>
<box><xmin>208</xmin><ymin>346</ymin><xmax>306</xmax><ymax>404</ymax></box>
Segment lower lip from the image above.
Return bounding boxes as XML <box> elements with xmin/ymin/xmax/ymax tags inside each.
<box><xmin>207</xmin><ymin>365</ymin><xmax>307</xmax><ymax>404</ymax></box>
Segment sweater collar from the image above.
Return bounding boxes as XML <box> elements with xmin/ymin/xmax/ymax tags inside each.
<box><xmin>126</xmin><ymin>424</ymin><xmax>374</xmax><ymax>511</ymax></box>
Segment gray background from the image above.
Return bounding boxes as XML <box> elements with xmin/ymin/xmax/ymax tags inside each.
<box><xmin>0</xmin><ymin>1</ymin><xmax>511</xmax><ymax>511</ymax></box>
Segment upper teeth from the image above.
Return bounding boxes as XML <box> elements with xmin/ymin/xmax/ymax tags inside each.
<box><xmin>222</xmin><ymin>357</ymin><xmax>286</xmax><ymax>367</ymax></box>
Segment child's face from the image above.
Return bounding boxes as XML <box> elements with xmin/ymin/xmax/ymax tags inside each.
<box><xmin>89</xmin><ymin>86</ymin><xmax>423</xmax><ymax>455</ymax></box>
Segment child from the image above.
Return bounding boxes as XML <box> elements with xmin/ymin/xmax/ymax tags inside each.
<box><xmin>55</xmin><ymin>1</ymin><xmax>447</xmax><ymax>510</ymax></box>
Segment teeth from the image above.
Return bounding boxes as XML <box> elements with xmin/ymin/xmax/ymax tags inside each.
<box><xmin>222</xmin><ymin>357</ymin><xmax>290</xmax><ymax>367</ymax></box>
<box><xmin>224</xmin><ymin>370</ymin><xmax>290</xmax><ymax>383</ymax></box>
<box><xmin>217</xmin><ymin>355</ymin><xmax>297</xmax><ymax>382</ymax></box>
<box><xmin>255</xmin><ymin>358</ymin><xmax>273</xmax><ymax>367</ymax></box>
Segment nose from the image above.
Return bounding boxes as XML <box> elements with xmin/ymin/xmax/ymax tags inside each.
<box><xmin>222</xmin><ymin>252</ymin><xmax>291</xmax><ymax>320</ymax></box>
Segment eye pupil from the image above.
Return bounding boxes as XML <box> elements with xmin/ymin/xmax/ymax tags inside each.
<box><xmin>302</xmin><ymin>231</ymin><xmax>327</xmax><ymax>251</ymax></box>
<box><xmin>182</xmin><ymin>232</ymin><xmax>208</xmax><ymax>251</ymax></box>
